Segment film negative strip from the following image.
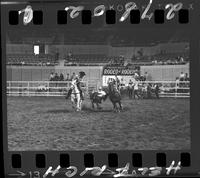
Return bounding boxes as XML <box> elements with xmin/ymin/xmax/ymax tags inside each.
<box><xmin>1</xmin><ymin>0</ymin><xmax>200</xmax><ymax>177</ymax></box>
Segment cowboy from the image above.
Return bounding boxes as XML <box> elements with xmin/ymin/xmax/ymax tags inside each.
<box><xmin>76</xmin><ymin>71</ymin><xmax>86</xmax><ymax>100</ymax></box>
<box><xmin>95</xmin><ymin>86</ymin><xmax>106</xmax><ymax>104</ymax></box>
<box><xmin>128</xmin><ymin>79</ymin><xmax>134</xmax><ymax>99</ymax></box>
<box><xmin>147</xmin><ymin>83</ymin><xmax>152</xmax><ymax>99</ymax></box>
<box><xmin>65</xmin><ymin>71</ymin><xmax>86</xmax><ymax>100</ymax></box>
<box><xmin>154</xmin><ymin>83</ymin><xmax>160</xmax><ymax>99</ymax></box>
<box><xmin>133</xmin><ymin>79</ymin><xmax>140</xmax><ymax>99</ymax></box>
<box><xmin>97</xmin><ymin>86</ymin><xmax>106</xmax><ymax>97</ymax></box>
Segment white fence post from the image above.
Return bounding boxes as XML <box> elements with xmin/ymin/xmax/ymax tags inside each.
<box><xmin>28</xmin><ymin>82</ymin><xmax>30</xmax><ymax>96</ymax></box>
<box><xmin>175</xmin><ymin>80</ymin><xmax>178</xmax><ymax>98</ymax></box>
<box><xmin>8</xmin><ymin>81</ymin><xmax>11</xmax><ymax>96</ymax></box>
<box><xmin>47</xmin><ymin>81</ymin><xmax>50</xmax><ymax>97</ymax></box>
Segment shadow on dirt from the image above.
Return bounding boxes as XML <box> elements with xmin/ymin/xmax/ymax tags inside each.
<box><xmin>46</xmin><ymin>109</ymin><xmax>71</xmax><ymax>114</ymax></box>
<box><xmin>45</xmin><ymin>105</ymin><xmax>129</xmax><ymax>113</ymax></box>
<box><xmin>82</xmin><ymin>105</ymin><xmax>129</xmax><ymax>113</ymax></box>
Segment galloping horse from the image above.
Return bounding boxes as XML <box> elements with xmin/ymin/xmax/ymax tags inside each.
<box><xmin>107</xmin><ymin>81</ymin><xmax>123</xmax><ymax>112</ymax></box>
<box><xmin>70</xmin><ymin>81</ymin><xmax>82</xmax><ymax>111</ymax></box>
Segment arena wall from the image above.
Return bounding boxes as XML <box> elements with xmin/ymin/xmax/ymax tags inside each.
<box><xmin>140</xmin><ymin>63</ymin><xmax>189</xmax><ymax>81</ymax></box>
<box><xmin>7</xmin><ymin>63</ymin><xmax>189</xmax><ymax>82</ymax></box>
<box><xmin>6</xmin><ymin>66</ymin><xmax>103</xmax><ymax>82</ymax></box>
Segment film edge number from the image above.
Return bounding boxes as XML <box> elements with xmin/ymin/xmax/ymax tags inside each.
<box><xmin>8</xmin><ymin>9</ymin><xmax>189</xmax><ymax>25</ymax></box>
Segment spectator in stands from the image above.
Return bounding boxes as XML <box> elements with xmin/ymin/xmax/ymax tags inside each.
<box><xmin>50</xmin><ymin>72</ymin><xmax>55</xmax><ymax>81</ymax></box>
<box><xmin>68</xmin><ymin>51</ymin><xmax>72</xmax><ymax>58</ymax></box>
<box><xmin>184</xmin><ymin>73</ymin><xmax>189</xmax><ymax>81</ymax></box>
<box><xmin>134</xmin><ymin>72</ymin><xmax>139</xmax><ymax>80</ymax></box>
<box><xmin>60</xmin><ymin>73</ymin><xmax>64</xmax><ymax>81</ymax></box>
<box><xmin>179</xmin><ymin>72</ymin><xmax>185</xmax><ymax>81</ymax></box>
<box><xmin>180</xmin><ymin>56</ymin><xmax>184</xmax><ymax>63</ymax></box>
<box><xmin>124</xmin><ymin>60</ymin><xmax>129</xmax><ymax>67</ymax></box>
<box><xmin>153</xmin><ymin>60</ymin><xmax>158</xmax><ymax>64</ymax></box>
<box><xmin>120</xmin><ymin>56</ymin><xmax>124</xmax><ymax>66</ymax></box>
<box><xmin>144</xmin><ymin>72</ymin><xmax>148</xmax><ymax>81</ymax></box>
<box><xmin>65</xmin><ymin>73</ymin><xmax>70</xmax><ymax>81</ymax></box>
<box><xmin>54</xmin><ymin>73</ymin><xmax>59</xmax><ymax>81</ymax></box>
<box><xmin>70</xmin><ymin>72</ymin><xmax>76</xmax><ymax>81</ymax></box>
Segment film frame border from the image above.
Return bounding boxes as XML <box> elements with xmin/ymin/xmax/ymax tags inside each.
<box><xmin>1</xmin><ymin>0</ymin><xmax>200</xmax><ymax>177</ymax></box>
<box><xmin>5</xmin><ymin>1</ymin><xmax>192</xmax><ymax>26</ymax></box>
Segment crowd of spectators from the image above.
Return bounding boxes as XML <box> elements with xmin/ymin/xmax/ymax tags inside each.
<box><xmin>7</xmin><ymin>54</ymin><xmax>58</xmax><ymax>66</ymax></box>
<box><xmin>108</xmin><ymin>56</ymin><xmax>126</xmax><ymax>66</ymax></box>
<box><xmin>176</xmin><ymin>72</ymin><xmax>190</xmax><ymax>82</ymax></box>
<box><xmin>151</xmin><ymin>55</ymin><xmax>189</xmax><ymax>66</ymax></box>
<box><xmin>49</xmin><ymin>72</ymin><xmax>76</xmax><ymax>81</ymax></box>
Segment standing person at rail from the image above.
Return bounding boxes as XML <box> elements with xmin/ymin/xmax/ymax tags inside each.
<box><xmin>70</xmin><ymin>72</ymin><xmax>76</xmax><ymax>81</ymax></box>
<box><xmin>65</xmin><ymin>73</ymin><xmax>70</xmax><ymax>81</ymax></box>
<box><xmin>76</xmin><ymin>71</ymin><xmax>86</xmax><ymax>100</ymax></box>
<box><xmin>154</xmin><ymin>83</ymin><xmax>160</xmax><ymax>99</ymax></box>
<box><xmin>147</xmin><ymin>83</ymin><xmax>152</xmax><ymax>99</ymax></box>
<box><xmin>59</xmin><ymin>73</ymin><xmax>64</xmax><ymax>81</ymax></box>
<box><xmin>179</xmin><ymin>72</ymin><xmax>185</xmax><ymax>81</ymax></box>
<box><xmin>49</xmin><ymin>72</ymin><xmax>54</xmax><ymax>81</ymax></box>
<box><xmin>54</xmin><ymin>73</ymin><xmax>59</xmax><ymax>87</ymax></box>
<box><xmin>133</xmin><ymin>79</ymin><xmax>140</xmax><ymax>99</ymax></box>
<box><xmin>128</xmin><ymin>79</ymin><xmax>134</xmax><ymax>99</ymax></box>
<box><xmin>113</xmin><ymin>75</ymin><xmax>120</xmax><ymax>91</ymax></box>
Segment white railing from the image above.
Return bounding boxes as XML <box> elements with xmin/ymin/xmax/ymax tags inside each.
<box><xmin>6</xmin><ymin>81</ymin><xmax>190</xmax><ymax>98</ymax></box>
<box><xmin>6</xmin><ymin>80</ymin><xmax>97</xmax><ymax>97</ymax></box>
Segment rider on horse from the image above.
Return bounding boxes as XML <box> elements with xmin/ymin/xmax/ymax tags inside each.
<box><xmin>65</xmin><ymin>71</ymin><xmax>86</xmax><ymax>100</ymax></box>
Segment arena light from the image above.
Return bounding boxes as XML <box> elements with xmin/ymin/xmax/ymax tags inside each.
<box><xmin>34</xmin><ymin>45</ymin><xmax>39</xmax><ymax>55</ymax></box>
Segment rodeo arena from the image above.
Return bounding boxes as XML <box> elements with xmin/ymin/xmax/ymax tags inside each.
<box><xmin>7</xmin><ymin>29</ymin><xmax>190</xmax><ymax>150</ymax></box>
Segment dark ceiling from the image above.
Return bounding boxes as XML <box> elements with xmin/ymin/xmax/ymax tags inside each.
<box><xmin>7</xmin><ymin>28</ymin><xmax>190</xmax><ymax>46</ymax></box>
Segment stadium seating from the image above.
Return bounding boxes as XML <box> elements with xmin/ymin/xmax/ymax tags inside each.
<box><xmin>130</xmin><ymin>52</ymin><xmax>189</xmax><ymax>66</ymax></box>
<box><xmin>7</xmin><ymin>52</ymin><xmax>189</xmax><ymax>67</ymax></box>
<box><xmin>153</xmin><ymin>52</ymin><xmax>189</xmax><ymax>61</ymax></box>
<box><xmin>64</xmin><ymin>54</ymin><xmax>111</xmax><ymax>66</ymax></box>
<box><xmin>7</xmin><ymin>54</ymin><xmax>58</xmax><ymax>66</ymax></box>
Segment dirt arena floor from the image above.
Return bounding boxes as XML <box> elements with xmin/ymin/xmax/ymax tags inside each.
<box><xmin>7</xmin><ymin>96</ymin><xmax>190</xmax><ymax>151</ymax></box>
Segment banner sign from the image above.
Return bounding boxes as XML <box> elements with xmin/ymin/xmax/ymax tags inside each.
<box><xmin>103</xmin><ymin>66</ymin><xmax>137</xmax><ymax>76</ymax></box>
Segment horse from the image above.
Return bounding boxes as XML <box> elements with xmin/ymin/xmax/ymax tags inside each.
<box><xmin>70</xmin><ymin>82</ymin><xmax>82</xmax><ymax>111</ymax></box>
<box><xmin>90</xmin><ymin>91</ymin><xmax>108</xmax><ymax>110</ymax></box>
<box><xmin>107</xmin><ymin>81</ymin><xmax>123</xmax><ymax>112</ymax></box>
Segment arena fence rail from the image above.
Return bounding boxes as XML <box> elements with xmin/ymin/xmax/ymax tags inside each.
<box><xmin>6</xmin><ymin>81</ymin><xmax>190</xmax><ymax>98</ymax></box>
